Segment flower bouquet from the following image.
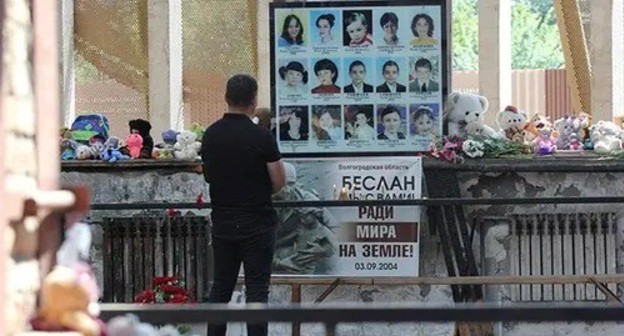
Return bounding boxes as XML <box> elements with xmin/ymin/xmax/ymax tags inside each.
<box><xmin>135</xmin><ymin>276</ymin><xmax>193</xmax><ymax>304</ymax></box>
<box><xmin>429</xmin><ymin>135</ymin><xmax>532</xmax><ymax>163</ymax></box>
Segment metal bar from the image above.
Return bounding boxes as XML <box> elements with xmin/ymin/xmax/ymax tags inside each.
<box><xmin>433</xmin><ymin>206</ymin><xmax>461</xmax><ymax>301</ymax></box>
<box><xmin>225</xmin><ymin>274</ymin><xmax>624</xmax><ymax>286</ymax></box>
<box><xmin>314</xmin><ymin>279</ymin><xmax>341</xmax><ymax>303</ymax></box>
<box><xmin>98</xmin><ymin>303</ymin><xmax>624</xmax><ymax>324</ymax></box>
<box><xmin>291</xmin><ymin>284</ymin><xmax>301</xmax><ymax>336</ymax></box>
<box><xmin>589</xmin><ymin>278</ymin><xmax>622</xmax><ymax>303</ymax></box>
<box><xmin>89</xmin><ymin>196</ymin><xmax>624</xmax><ymax>210</ymax></box>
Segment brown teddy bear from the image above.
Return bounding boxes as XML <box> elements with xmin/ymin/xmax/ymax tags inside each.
<box><xmin>33</xmin><ymin>265</ymin><xmax>102</xmax><ymax>336</ymax></box>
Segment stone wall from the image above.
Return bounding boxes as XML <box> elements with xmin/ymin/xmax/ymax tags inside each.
<box><xmin>61</xmin><ymin>157</ymin><xmax>624</xmax><ymax>335</ymax></box>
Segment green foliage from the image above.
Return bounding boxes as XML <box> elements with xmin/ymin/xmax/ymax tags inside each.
<box><xmin>452</xmin><ymin>0</ymin><xmax>564</xmax><ymax>70</ymax></box>
<box><xmin>512</xmin><ymin>1</ymin><xmax>564</xmax><ymax>69</ymax></box>
<box><xmin>452</xmin><ymin>0</ymin><xmax>479</xmax><ymax>71</ymax></box>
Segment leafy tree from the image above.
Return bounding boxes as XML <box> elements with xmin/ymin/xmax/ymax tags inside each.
<box><xmin>452</xmin><ymin>0</ymin><xmax>564</xmax><ymax>70</ymax></box>
<box><xmin>511</xmin><ymin>1</ymin><xmax>564</xmax><ymax>69</ymax></box>
<box><xmin>452</xmin><ymin>0</ymin><xmax>479</xmax><ymax>71</ymax></box>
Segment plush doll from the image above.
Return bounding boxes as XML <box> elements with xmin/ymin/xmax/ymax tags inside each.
<box><xmin>578</xmin><ymin>112</ymin><xmax>592</xmax><ymax>139</ymax></box>
<box><xmin>61</xmin><ymin>139</ymin><xmax>78</xmax><ymax>160</ymax></box>
<box><xmin>568</xmin><ymin>133</ymin><xmax>585</xmax><ymax>150</ymax></box>
<box><xmin>532</xmin><ymin>127</ymin><xmax>557</xmax><ymax>155</ymax></box>
<box><xmin>590</xmin><ymin>120</ymin><xmax>623</xmax><ymax>153</ymax></box>
<box><xmin>464</xmin><ymin>120</ymin><xmax>503</xmax><ymax>139</ymax></box>
<box><xmin>553</xmin><ymin>115</ymin><xmax>583</xmax><ymax>150</ymax></box>
<box><xmin>126</xmin><ymin>133</ymin><xmax>143</xmax><ymax>159</ymax></box>
<box><xmin>444</xmin><ymin>92</ymin><xmax>491</xmax><ymax>137</ymax></box>
<box><xmin>32</xmin><ymin>265</ymin><xmax>102</xmax><ymax>336</ymax></box>
<box><xmin>189</xmin><ymin>122</ymin><xmax>206</xmax><ymax>142</ymax></box>
<box><xmin>88</xmin><ymin>135</ymin><xmax>107</xmax><ymax>159</ymax></box>
<box><xmin>496</xmin><ymin>105</ymin><xmax>528</xmax><ymax>144</ymax></box>
<box><xmin>75</xmin><ymin>144</ymin><xmax>93</xmax><ymax>160</ymax></box>
<box><xmin>173</xmin><ymin>130</ymin><xmax>202</xmax><ymax>160</ymax></box>
<box><xmin>524</xmin><ymin>113</ymin><xmax>551</xmax><ymax>142</ymax></box>
<box><xmin>152</xmin><ymin>129</ymin><xmax>178</xmax><ymax>159</ymax></box>
<box><xmin>129</xmin><ymin>119</ymin><xmax>154</xmax><ymax>158</ymax></box>
<box><xmin>100</xmin><ymin>136</ymin><xmax>130</xmax><ymax>163</ymax></box>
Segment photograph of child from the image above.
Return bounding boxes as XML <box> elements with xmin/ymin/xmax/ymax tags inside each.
<box><xmin>277</xmin><ymin>11</ymin><xmax>308</xmax><ymax>47</ymax></box>
<box><xmin>311</xmin><ymin>58</ymin><xmax>341</xmax><ymax>94</ymax></box>
<box><xmin>378</xmin><ymin>12</ymin><xmax>400</xmax><ymax>46</ymax></box>
<box><xmin>410</xmin><ymin>104</ymin><xmax>440</xmax><ymax>138</ymax></box>
<box><xmin>310</xmin><ymin>10</ymin><xmax>341</xmax><ymax>46</ymax></box>
<box><xmin>311</xmin><ymin>105</ymin><xmax>342</xmax><ymax>141</ymax></box>
<box><xmin>409</xmin><ymin>12</ymin><xmax>439</xmax><ymax>47</ymax></box>
<box><xmin>376</xmin><ymin>58</ymin><xmax>406</xmax><ymax>93</ymax></box>
<box><xmin>344</xmin><ymin>105</ymin><xmax>375</xmax><ymax>140</ymax></box>
<box><xmin>342</xmin><ymin>10</ymin><xmax>374</xmax><ymax>47</ymax></box>
<box><xmin>408</xmin><ymin>57</ymin><xmax>439</xmax><ymax>93</ymax></box>
<box><xmin>278</xmin><ymin>59</ymin><xmax>309</xmax><ymax>98</ymax></box>
<box><xmin>377</xmin><ymin>105</ymin><xmax>407</xmax><ymax>140</ymax></box>
<box><xmin>279</xmin><ymin>106</ymin><xmax>309</xmax><ymax>142</ymax></box>
<box><xmin>343</xmin><ymin>58</ymin><xmax>374</xmax><ymax>93</ymax></box>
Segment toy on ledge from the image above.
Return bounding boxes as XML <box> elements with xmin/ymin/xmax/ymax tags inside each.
<box><xmin>496</xmin><ymin>105</ymin><xmax>528</xmax><ymax>145</ymax></box>
<box><xmin>553</xmin><ymin>114</ymin><xmax>584</xmax><ymax>150</ymax></box>
<box><xmin>152</xmin><ymin>129</ymin><xmax>178</xmax><ymax>160</ymax></box>
<box><xmin>531</xmin><ymin>127</ymin><xmax>557</xmax><ymax>155</ymax></box>
<box><xmin>100</xmin><ymin>136</ymin><xmax>130</xmax><ymax>163</ymax></box>
<box><xmin>444</xmin><ymin>92</ymin><xmax>499</xmax><ymax>138</ymax></box>
<box><xmin>173</xmin><ymin>130</ymin><xmax>202</xmax><ymax>160</ymax></box>
<box><xmin>129</xmin><ymin>119</ymin><xmax>154</xmax><ymax>158</ymax></box>
<box><xmin>125</xmin><ymin>133</ymin><xmax>143</xmax><ymax>159</ymax></box>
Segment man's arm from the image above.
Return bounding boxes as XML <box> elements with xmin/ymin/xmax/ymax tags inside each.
<box><xmin>267</xmin><ymin>159</ymin><xmax>286</xmax><ymax>193</ymax></box>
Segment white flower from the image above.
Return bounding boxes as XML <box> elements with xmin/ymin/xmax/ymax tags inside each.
<box><xmin>462</xmin><ymin>139</ymin><xmax>485</xmax><ymax>158</ymax></box>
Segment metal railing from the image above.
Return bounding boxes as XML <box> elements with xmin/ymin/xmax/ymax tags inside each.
<box><xmin>98</xmin><ymin>302</ymin><xmax>624</xmax><ymax>336</ymax></box>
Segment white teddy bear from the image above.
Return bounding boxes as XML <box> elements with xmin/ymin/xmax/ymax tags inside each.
<box><xmin>496</xmin><ymin>105</ymin><xmax>528</xmax><ymax>144</ymax></box>
<box><xmin>590</xmin><ymin>120</ymin><xmax>624</xmax><ymax>153</ymax></box>
<box><xmin>173</xmin><ymin>130</ymin><xmax>202</xmax><ymax>160</ymax></box>
<box><xmin>444</xmin><ymin>92</ymin><xmax>499</xmax><ymax>138</ymax></box>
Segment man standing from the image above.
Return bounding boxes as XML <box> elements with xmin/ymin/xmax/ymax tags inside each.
<box><xmin>201</xmin><ymin>74</ymin><xmax>286</xmax><ymax>336</ymax></box>
<box><xmin>408</xmin><ymin>58</ymin><xmax>439</xmax><ymax>93</ymax></box>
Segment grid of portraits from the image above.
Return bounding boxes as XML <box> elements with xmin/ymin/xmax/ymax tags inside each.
<box><xmin>274</xmin><ymin>4</ymin><xmax>444</xmax><ymax>153</ymax></box>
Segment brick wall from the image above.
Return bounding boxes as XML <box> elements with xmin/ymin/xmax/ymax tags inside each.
<box><xmin>2</xmin><ymin>0</ymin><xmax>40</xmax><ymax>334</ymax></box>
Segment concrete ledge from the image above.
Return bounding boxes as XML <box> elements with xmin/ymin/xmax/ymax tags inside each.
<box><xmin>61</xmin><ymin>153</ymin><xmax>624</xmax><ymax>173</ymax></box>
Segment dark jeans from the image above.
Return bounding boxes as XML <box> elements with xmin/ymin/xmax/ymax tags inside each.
<box><xmin>207</xmin><ymin>212</ymin><xmax>277</xmax><ymax>336</ymax></box>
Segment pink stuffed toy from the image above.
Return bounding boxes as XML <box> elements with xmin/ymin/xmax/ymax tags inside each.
<box><xmin>125</xmin><ymin>133</ymin><xmax>143</xmax><ymax>159</ymax></box>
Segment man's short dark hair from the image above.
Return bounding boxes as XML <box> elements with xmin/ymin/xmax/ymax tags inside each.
<box><xmin>415</xmin><ymin>58</ymin><xmax>432</xmax><ymax>71</ymax></box>
<box><xmin>225</xmin><ymin>74</ymin><xmax>258</xmax><ymax>107</ymax></box>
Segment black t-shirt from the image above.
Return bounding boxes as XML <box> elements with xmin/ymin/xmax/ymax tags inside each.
<box><xmin>201</xmin><ymin>113</ymin><xmax>281</xmax><ymax>218</ymax></box>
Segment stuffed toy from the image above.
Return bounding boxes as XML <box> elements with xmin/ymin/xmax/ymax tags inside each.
<box><xmin>496</xmin><ymin>105</ymin><xmax>528</xmax><ymax>144</ymax></box>
<box><xmin>444</xmin><ymin>92</ymin><xmax>490</xmax><ymax>137</ymax></box>
<box><xmin>174</xmin><ymin>130</ymin><xmax>202</xmax><ymax>160</ymax></box>
<box><xmin>88</xmin><ymin>135</ymin><xmax>107</xmax><ymax>159</ymax></box>
<box><xmin>568</xmin><ymin>133</ymin><xmax>585</xmax><ymax>150</ymax></box>
<box><xmin>107</xmin><ymin>314</ymin><xmax>159</xmax><ymax>336</ymax></box>
<box><xmin>126</xmin><ymin>133</ymin><xmax>143</xmax><ymax>159</ymax></box>
<box><xmin>152</xmin><ymin>129</ymin><xmax>178</xmax><ymax>159</ymax></box>
<box><xmin>464</xmin><ymin>120</ymin><xmax>502</xmax><ymax>139</ymax></box>
<box><xmin>189</xmin><ymin>122</ymin><xmax>206</xmax><ymax>142</ymax></box>
<box><xmin>32</xmin><ymin>265</ymin><xmax>102</xmax><ymax>336</ymax></box>
<box><xmin>524</xmin><ymin>113</ymin><xmax>551</xmax><ymax>142</ymax></box>
<box><xmin>554</xmin><ymin>115</ymin><xmax>584</xmax><ymax>150</ymax></box>
<box><xmin>578</xmin><ymin>112</ymin><xmax>592</xmax><ymax>140</ymax></box>
<box><xmin>61</xmin><ymin>139</ymin><xmax>79</xmax><ymax>160</ymax></box>
<box><xmin>100</xmin><ymin>136</ymin><xmax>130</xmax><ymax>163</ymax></box>
<box><xmin>531</xmin><ymin>127</ymin><xmax>557</xmax><ymax>155</ymax></box>
<box><xmin>129</xmin><ymin>119</ymin><xmax>153</xmax><ymax>158</ymax></box>
<box><xmin>76</xmin><ymin>144</ymin><xmax>93</xmax><ymax>160</ymax></box>
<box><xmin>590</xmin><ymin>120</ymin><xmax>623</xmax><ymax>153</ymax></box>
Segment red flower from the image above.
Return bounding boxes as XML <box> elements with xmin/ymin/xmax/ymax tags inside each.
<box><xmin>153</xmin><ymin>276</ymin><xmax>178</xmax><ymax>287</ymax></box>
<box><xmin>134</xmin><ymin>290</ymin><xmax>156</xmax><ymax>303</ymax></box>
<box><xmin>169</xmin><ymin>294</ymin><xmax>189</xmax><ymax>303</ymax></box>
